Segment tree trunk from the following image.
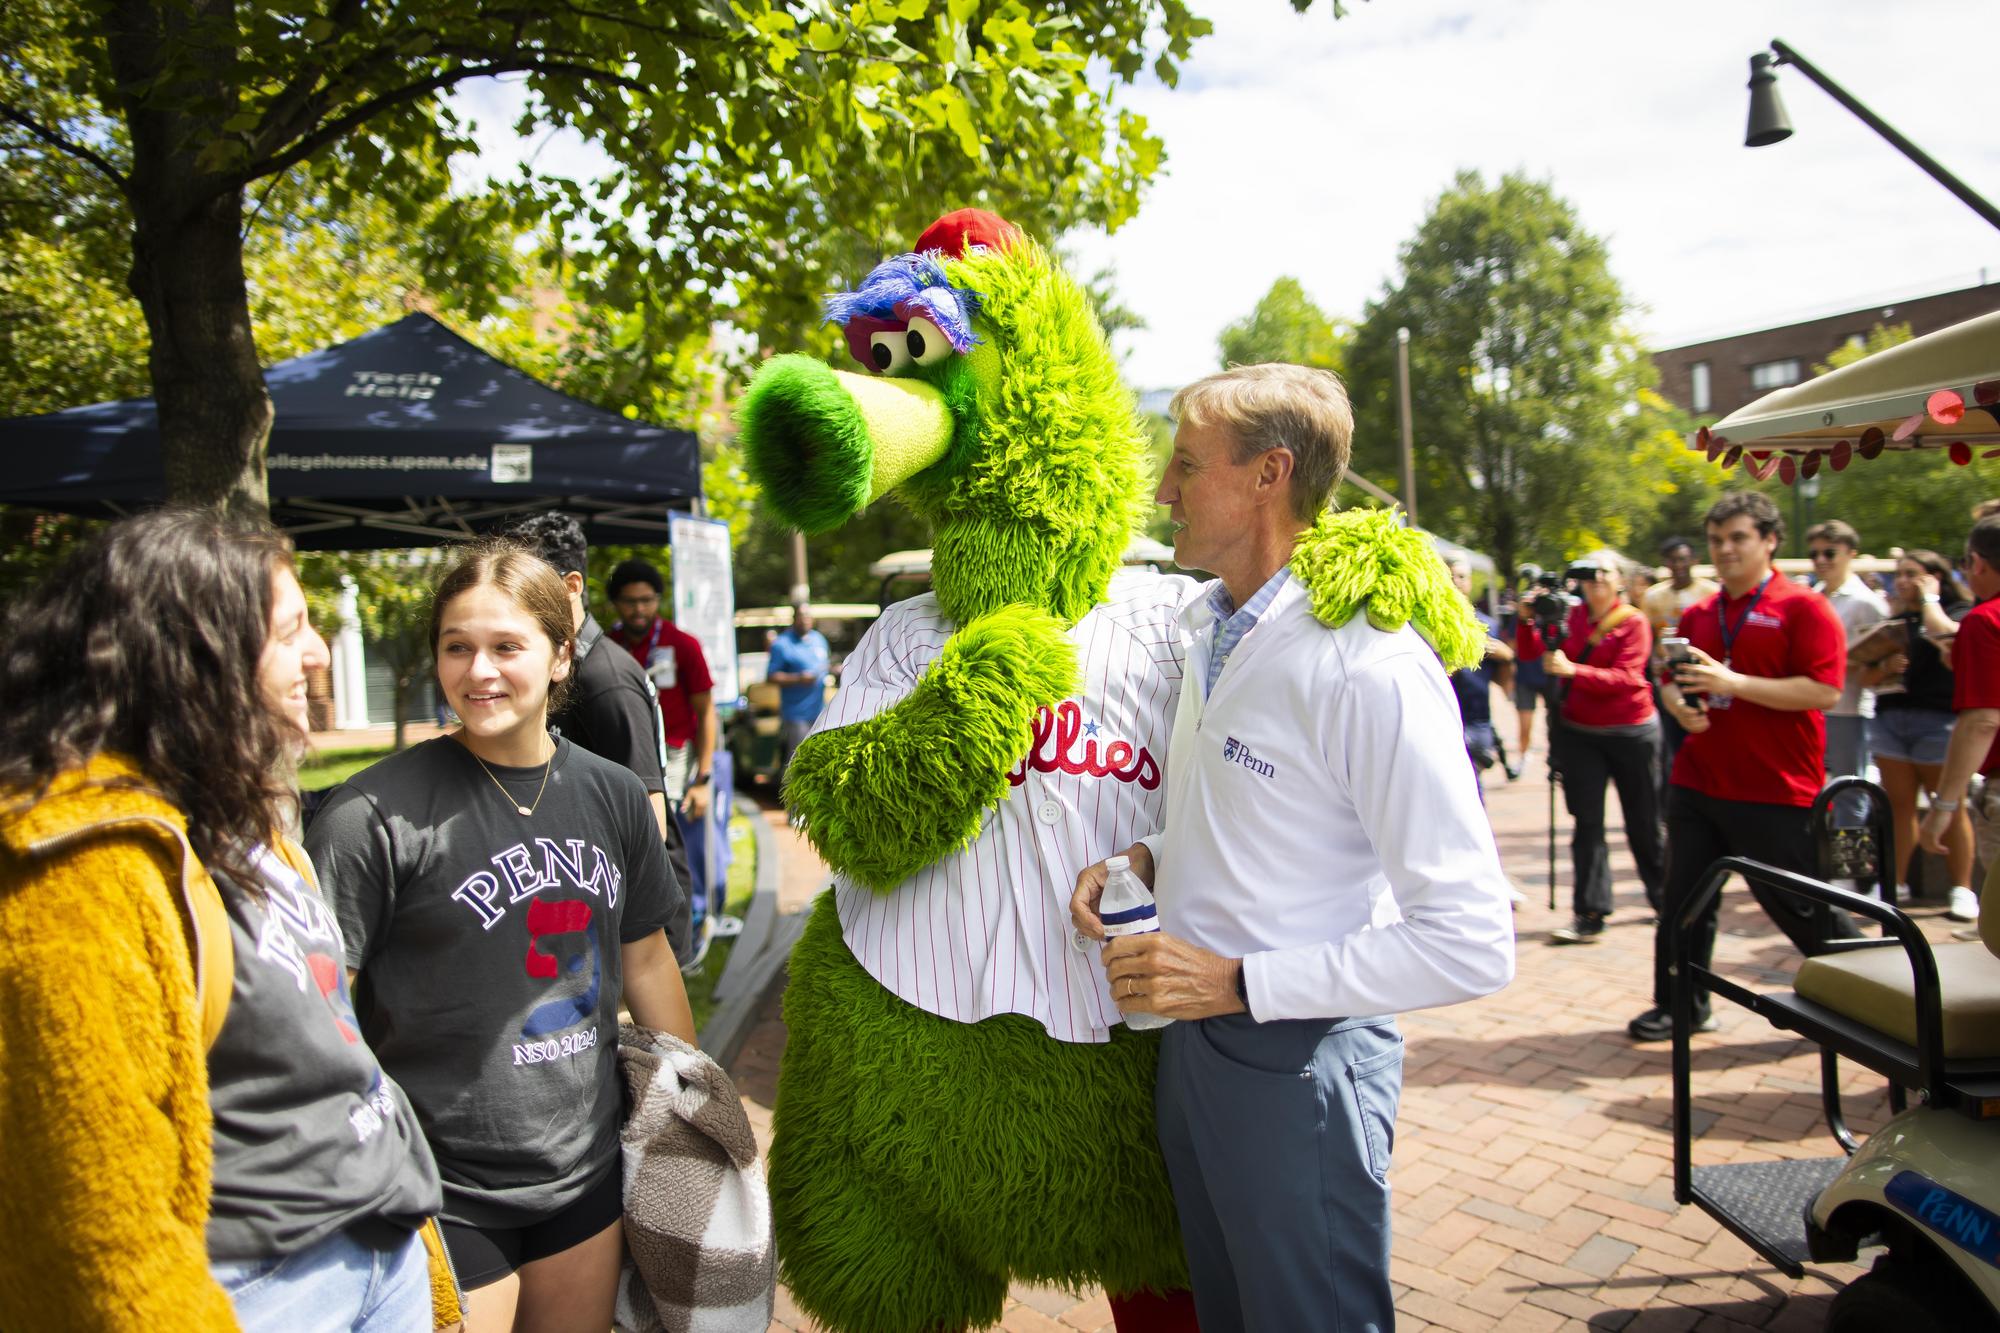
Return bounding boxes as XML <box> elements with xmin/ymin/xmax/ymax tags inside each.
<box><xmin>105</xmin><ymin>0</ymin><xmax>273</xmax><ymax>515</ymax></box>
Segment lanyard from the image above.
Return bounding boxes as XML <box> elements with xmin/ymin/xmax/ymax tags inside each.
<box><xmin>1716</xmin><ymin>574</ymin><xmax>1772</xmax><ymax>665</ymax></box>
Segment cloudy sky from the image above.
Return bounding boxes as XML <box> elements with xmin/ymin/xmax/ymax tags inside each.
<box><xmin>454</xmin><ymin>0</ymin><xmax>2000</xmax><ymax>390</ymax></box>
<box><xmin>1062</xmin><ymin>0</ymin><xmax>2000</xmax><ymax>388</ymax></box>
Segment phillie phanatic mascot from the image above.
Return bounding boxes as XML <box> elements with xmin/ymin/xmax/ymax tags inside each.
<box><xmin>735</xmin><ymin>209</ymin><xmax>1482</xmax><ymax>1333</ymax></box>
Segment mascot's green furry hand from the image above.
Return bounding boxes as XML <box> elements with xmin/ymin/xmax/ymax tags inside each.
<box><xmin>782</xmin><ymin>604</ymin><xmax>1079</xmax><ymax>892</ymax></box>
<box><xmin>1292</xmin><ymin>507</ymin><xmax>1486</xmax><ymax>672</ymax></box>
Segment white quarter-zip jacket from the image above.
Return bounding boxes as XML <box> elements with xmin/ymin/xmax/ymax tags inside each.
<box><xmin>1139</xmin><ymin>575</ymin><xmax>1516</xmax><ymax>1021</ymax></box>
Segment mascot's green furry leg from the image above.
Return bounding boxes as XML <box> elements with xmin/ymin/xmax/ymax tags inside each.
<box><xmin>771</xmin><ymin>895</ymin><xmax>1188</xmax><ymax>1333</ymax></box>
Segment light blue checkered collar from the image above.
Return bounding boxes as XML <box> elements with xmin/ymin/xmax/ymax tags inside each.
<box><xmin>1204</xmin><ymin>567</ymin><xmax>1292</xmax><ymax>696</ymax></box>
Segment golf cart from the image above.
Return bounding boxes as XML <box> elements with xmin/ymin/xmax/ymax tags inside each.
<box><xmin>725</xmin><ymin>602</ymin><xmax>880</xmax><ymax>788</ymax></box>
<box><xmin>1669</xmin><ymin>311</ymin><xmax>2000</xmax><ymax>1328</ymax></box>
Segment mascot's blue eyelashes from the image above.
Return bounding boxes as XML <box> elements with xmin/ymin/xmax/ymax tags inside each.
<box><xmin>825</xmin><ymin>250</ymin><xmax>985</xmax><ymax>366</ymax></box>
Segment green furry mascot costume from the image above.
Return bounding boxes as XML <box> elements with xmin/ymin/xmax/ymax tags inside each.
<box><xmin>736</xmin><ymin>210</ymin><xmax>1481</xmax><ymax>1333</ymax></box>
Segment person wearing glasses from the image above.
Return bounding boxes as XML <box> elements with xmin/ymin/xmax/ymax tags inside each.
<box><xmin>1806</xmin><ymin>521</ymin><xmax>1889</xmax><ymax>798</ymax></box>
<box><xmin>1543</xmin><ymin>552</ymin><xmax>1665</xmax><ymax>944</ymax></box>
<box><xmin>605</xmin><ymin>559</ymin><xmax>717</xmax><ymax>823</ymax></box>
<box><xmin>1866</xmin><ymin>549</ymin><xmax>1977</xmax><ymax>918</ymax></box>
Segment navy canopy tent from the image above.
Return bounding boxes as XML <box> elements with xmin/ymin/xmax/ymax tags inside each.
<box><xmin>0</xmin><ymin>313</ymin><xmax>702</xmax><ymax>549</ymax></box>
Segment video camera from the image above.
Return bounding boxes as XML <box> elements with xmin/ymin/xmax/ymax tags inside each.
<box><xmin>1516</xmin><ymin>564</ymin><xmax>1579</xmax><ymax>649</ymax></box>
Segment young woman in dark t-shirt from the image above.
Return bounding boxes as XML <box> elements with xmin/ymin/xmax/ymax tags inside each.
<box><xmin>1866</xmin><ymin>549</ymin><xmax>1976</xmax><ymax>910</ymax></box>
<box><xmin>309</xmin><ymin>539</ymin><xmax>697</xmax><ymax>1333</ymax></box>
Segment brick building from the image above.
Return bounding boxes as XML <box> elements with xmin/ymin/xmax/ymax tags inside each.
<box><xmin>1652</xmin><ymin>280</ymin><xmax>2000</xmax><ymax>420</ymax></box>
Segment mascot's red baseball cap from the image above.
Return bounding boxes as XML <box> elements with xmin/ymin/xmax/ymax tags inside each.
<box><xmin>914</xmin><ymin>208</ymin><xmax>1021</xmax><ymax>259</ymax></box>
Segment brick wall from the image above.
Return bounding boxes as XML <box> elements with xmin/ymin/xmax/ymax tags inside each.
<box><xmin>1652</xmin><ymin>281</ymin><xmax>2000</xmax><ymax>419</ymax></box>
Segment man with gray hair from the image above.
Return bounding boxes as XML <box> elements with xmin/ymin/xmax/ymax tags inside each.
<box><xmin>1071</xmin><ymin>362</ymin><xmax>1515</xmax><ymax>1331</ymax></box>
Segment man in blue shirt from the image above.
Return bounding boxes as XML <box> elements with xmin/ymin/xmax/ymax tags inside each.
<box><xmin>766</xmin><ymin>603</ymin><xmax>831</xmax><ymax>783</ymax></box>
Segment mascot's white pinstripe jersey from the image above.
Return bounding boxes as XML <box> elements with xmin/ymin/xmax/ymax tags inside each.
<box><xmin>813</xmin><ymin>568</ymin><xmax>1202</xmax><ymax>1043</ymax></box>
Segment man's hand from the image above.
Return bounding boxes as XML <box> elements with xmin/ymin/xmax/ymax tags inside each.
<box><xmin>1544</xmin><ymin>648</ymin><xmax>1576</xmax><ymax>679</ymax></box>
<box><xmin>1671</xmin><ymin>643</ymin><xmax>1740</xmax><ymax>699</ymax></box>
<box><xmin>1101</xmin><ymin>932</ymin><xmax>1246</xmax><ymax>1021</ymax></box>
<box><xmin>1070</xmin><ymin>842</ymin><xmax>1154</xmax><ymax>942</ymax></box>
<box><xmin>1661</xmin><ymin>684</ymin><xmax>1711</xmax><ymax>734</ymax></box>
<box><xmin>1919</xmin><ymin>803</ymin><xmax>1954</xmax><ymax>855</ymax></box>
<box><xmin>682</xmin><ymin>781</ymin><xmax>711</xmax><ymax>821</ymax></box>
<box><xmin>1484</xmin><ymin>636</ymin><xmax>1515</xmax><ymax>663</ymax></box>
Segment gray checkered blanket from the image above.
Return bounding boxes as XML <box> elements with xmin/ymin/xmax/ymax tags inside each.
<box><xmin>613</xmin><ymin>1024</ymin><xmax>775</xmax><ymax>1332</ymax></box>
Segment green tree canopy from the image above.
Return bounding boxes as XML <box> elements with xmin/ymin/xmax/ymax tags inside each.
<box><xmin>1217</xmin><ymin>275</ymin><xmax>1348</xmax><ymax>373</ymax></box>
<box><xmin>1345</xmin><ymin>170</ymin><xmax>1664</xmax><ymax>575</ymax></box>
<box><xmin>2</xmin><ymin>0</ymin><xmax>1246</xmax><ymax>513</ymax></box>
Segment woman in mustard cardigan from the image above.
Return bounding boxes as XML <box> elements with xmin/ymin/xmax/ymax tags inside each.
<box><xmin>0</xmin><ymin>509</ymin><xmax>458</xmax><ymax>1331</ymax></box>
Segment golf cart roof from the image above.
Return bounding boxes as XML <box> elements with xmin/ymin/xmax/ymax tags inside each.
<box><xmin>1689</xmin><ymin>309</ymin><xmax>1999</xmax><ymax>483</ymax></box>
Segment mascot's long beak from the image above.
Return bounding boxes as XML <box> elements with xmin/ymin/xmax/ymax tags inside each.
<box><xmin>737</xmin><ymin>354</ymin><xmax>953</xmax><ymax>535</ymax></box>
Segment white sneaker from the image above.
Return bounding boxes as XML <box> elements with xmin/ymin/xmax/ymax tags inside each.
<box><xmin>1948</xmin><ymin>886</ymin><xmax>1979</xmax><ymax>922</ymax></box>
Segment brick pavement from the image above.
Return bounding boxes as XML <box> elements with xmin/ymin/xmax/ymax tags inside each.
<box><xmin>733</xmin><ymin>701</ymin><xmax>1962</xmax><ymax>1332</ymax></box>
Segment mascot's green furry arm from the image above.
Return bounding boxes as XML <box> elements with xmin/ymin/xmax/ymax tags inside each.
<box><xmin>776</xmin><ymin>602</ymin><xmax>1077</xmax><ymax>890</ymax></box>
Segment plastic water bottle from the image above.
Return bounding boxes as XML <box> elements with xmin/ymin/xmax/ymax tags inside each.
<box><xmin>1099</xmin><ymin>855</ymin><xmax>1173</xmax><ymax>1031</ymax></box>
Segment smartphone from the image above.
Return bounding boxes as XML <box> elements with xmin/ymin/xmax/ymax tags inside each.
<box><xmin>1661</xmin><ymin>636</ymin><xmax>1705</xmax><ymax>708</ymax></box>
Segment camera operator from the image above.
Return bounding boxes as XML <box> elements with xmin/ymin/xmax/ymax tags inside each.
<box><xmin>1543</xmin><ymin>553</ymin><xmax>1665</xmax><ymax>944</ymax></box>
<box><xmin>1507</xmin><ymin>567</ymin><xmax>1559</xmax><ymax>778</ymax></box>
<box><xmin>1628</xmin><ymin>492</ymin><xmax>1854</xmax><ymax>1043</ymax></box>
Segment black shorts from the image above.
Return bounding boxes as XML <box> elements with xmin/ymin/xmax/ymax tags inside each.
<box><xmin>439</xmin><ymin>1165</ymin><xmax>624</xmax><ymax>1289</ymax></box>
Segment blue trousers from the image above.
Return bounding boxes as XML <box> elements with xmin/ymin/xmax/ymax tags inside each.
<box><xmin>1155</xmin><ymin>1013</ymin><xmax>1403</xmax><ymax>1333</ymax></box>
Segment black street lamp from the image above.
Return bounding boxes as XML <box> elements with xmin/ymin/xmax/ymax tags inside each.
<box><xmin>1745</xmin><ymin>38</ymin><xmax>2000</xmax><ymax>234</ymax></box>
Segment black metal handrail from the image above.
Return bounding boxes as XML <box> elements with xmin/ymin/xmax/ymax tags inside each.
<box><xmin>1670</xmin><ymin>855</ymin><xmax>1947</xmax><ymax>1202</ymax></box>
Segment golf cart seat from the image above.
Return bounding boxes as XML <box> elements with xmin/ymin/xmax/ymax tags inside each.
<box><xmin>1795</xmin><ymin>910</ymin><xmax>2000</xmax><ymax>1061</ymax></box>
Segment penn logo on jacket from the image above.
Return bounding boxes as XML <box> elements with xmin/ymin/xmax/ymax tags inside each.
<box><xmin>1221</xmin><ymin>736</ymin><xmax>1276</xmax><ymax>780</ymax></box>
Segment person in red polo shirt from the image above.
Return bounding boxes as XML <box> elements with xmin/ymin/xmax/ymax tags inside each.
<box><xmin>1919</xmin><ymin>514</ymin><xmax>2000</xmax><ymax>933</ymax></box>
<box><xmin>1627</xmin><ymin>492</ymin><xmax>1856</xmax><ymax>1042</ymax></box>
<box><xmin>605</xmin><ymin>558</ymin><xmax>717</xmax><ymax>820</ymax></box>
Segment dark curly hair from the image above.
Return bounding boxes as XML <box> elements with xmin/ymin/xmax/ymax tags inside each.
<box><xmin>0</xmin><ymin>507</ymin><xmax>300</xmax><ymax>888</ymax></box>
<box><xmin>502</xmin><ymin>510</ymin><xmax>588</xmax><ymax>580</ymax></box>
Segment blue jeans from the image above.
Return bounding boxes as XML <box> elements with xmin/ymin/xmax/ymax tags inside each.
<box><xmin>1823</xmin><ymin>714</ymin><xmax>1872</xmax><ymax>834</ymax></box>
<box><xmin>213</xmin><ymin>1227</ymin><xmax>430</xmax><ymax>1333</ymax></box>
<box><xmin>1156</xmin><ymin>1013</ymin><xmax>1403</xmax><ymax>1332</ymax></box>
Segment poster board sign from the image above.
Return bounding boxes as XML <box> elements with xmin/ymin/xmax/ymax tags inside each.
<box><xmin>670</xmin><ymin>513</ymin><xmax>737</xmax><ymax>703</ymax></box>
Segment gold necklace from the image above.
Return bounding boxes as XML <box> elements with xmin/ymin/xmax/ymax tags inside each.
<box><xmin>468</xmin><ymin>740</ymin><xmax>553</xmax><ymax>816</ymax></box>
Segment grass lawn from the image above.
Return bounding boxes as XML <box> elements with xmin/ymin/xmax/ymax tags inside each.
<box><xmin>300</xmin><ymin>745</ymin><xmax>394</xmax><ymax>790</ymax></box>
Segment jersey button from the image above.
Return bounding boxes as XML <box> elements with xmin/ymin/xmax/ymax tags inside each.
<box><xmin>1037</xmin><ymin>799</ymin><xmax>1062</xmax><ymax>825</ymax></box>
